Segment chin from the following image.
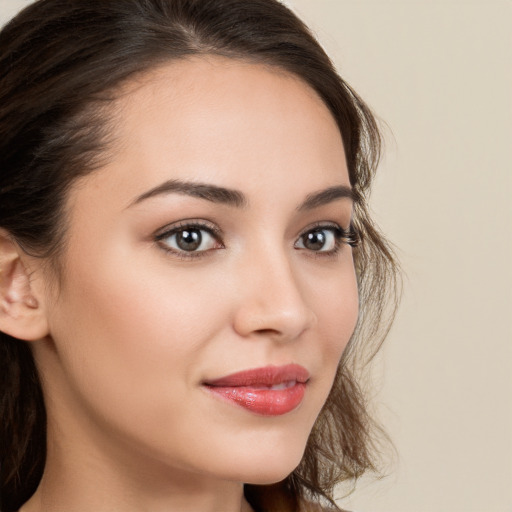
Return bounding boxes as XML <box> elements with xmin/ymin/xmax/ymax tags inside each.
<box><xmin>227</xmin><ymin>443</ymin><xmax>307</xmax><ymax>486</ymax></box>
<box><xmin>244</xmin><ymin>468</ymin><xmax>297</xmax><ymax>486</ymax></box>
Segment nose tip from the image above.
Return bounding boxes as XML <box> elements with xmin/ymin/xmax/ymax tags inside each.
<box><xmin>234</xmin><ymin>303</ymin><xmax>316</xmax><ymax>341</ymax></box>
<box><xmin>232</xmin><ymin>262</ymin><xmax>317</xmax><ymax>342</ymax></box>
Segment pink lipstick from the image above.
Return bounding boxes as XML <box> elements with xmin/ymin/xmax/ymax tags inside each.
<box><xmin>203</xmin><ymin>364</ymin><xmax>309</xmax><ymax>416</ymax></box>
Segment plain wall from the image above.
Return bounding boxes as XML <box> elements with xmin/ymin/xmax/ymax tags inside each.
<box><xmin>2</xmin><ymin>1</ymin><xmax>511</xmax><ymax>511</ymax></box>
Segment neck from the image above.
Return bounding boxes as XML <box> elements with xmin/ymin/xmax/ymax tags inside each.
<box><xmin>20</xmin><ymin>407</ymin><xmax>254</xmax><ymax>512</ymax></box>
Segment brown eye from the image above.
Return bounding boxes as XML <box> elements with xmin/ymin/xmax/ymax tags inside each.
<box><xmin>302</xmin><ymin>230</ymin><xmax>328</xmax><ymax>251</ymax></box>
<box><xmin>175</xmin><ymin>229</ymin><xmax>203</xmax><ymax>251</ymax></box>
<box><xmin>158</xmin><ymin>225</ymin><xmax>220</xmax><ymax>253</ymax></box>
<box><xmin>295</xmin><ymin>227</ymin><xmax>339</xmax><ymax>252</ymax></box>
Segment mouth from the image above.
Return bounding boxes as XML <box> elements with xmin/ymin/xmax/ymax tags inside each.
<box><xmin>202</xmin><ymin>364</ymin><xmax>310</xmax><ymax>416</ymax></box>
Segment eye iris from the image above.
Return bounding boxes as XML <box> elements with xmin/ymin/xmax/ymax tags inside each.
<box><xmin>304</xmin><ymin>230</ymin><xmax>326</xmax><ymax>251</ymax></box>
<box><xmin>176</xmin><ymin>229</ymin><xmax>202</xmax><ymax>251</ymax></box>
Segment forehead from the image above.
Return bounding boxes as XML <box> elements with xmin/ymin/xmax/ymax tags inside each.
<box><xmin>106</xmin><ymin>56</ymin><xmax>348</xmax><ymax>192</ymax></box>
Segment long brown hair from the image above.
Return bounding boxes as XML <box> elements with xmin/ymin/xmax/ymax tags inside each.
<box><xmin>0</xmin><ymin>1</ymin><xmax>399</xmax><ymax>511</ymax></box>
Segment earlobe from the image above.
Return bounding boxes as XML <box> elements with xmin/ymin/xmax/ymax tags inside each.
<box><xmin>0</xmin><ymin>229</ymin><xmax>49</xmax><ymax>341</ymax></box>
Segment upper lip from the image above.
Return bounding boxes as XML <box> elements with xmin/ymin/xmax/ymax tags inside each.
<box><xmin>203</xmin><ymin>364</ymin><xmax>310</xmax><ymax>387</ymax></box>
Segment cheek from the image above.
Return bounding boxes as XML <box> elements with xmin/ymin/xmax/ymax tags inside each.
<box><xmin>311</xmin><ymin>259</ymin><xmax>359</xmax><ymax>357</ymax></box>
<box><xmin>47</xmin><ymin>242</ymin><xmax>230</xmax><ymax>432</ymax></box>
<box><xmin>310</xmin><ymin>260</ymin><xmax>358</xmax><ymax>403</ymax></box>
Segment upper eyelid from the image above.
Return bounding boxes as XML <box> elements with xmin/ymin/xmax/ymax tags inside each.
<box><xmin>155</xmin><ymin>220</ymin><xmax>345</xmax><ymax>237</ymax></box>
<box><xmin>297</xmin><ymin>220</ymin><xmax>345</xmax><ymax>235</ymax></box>
<box><xmin>154</xmin><ymin>219</ymin><xmax>223</xmax><ymax>239</ymax></box>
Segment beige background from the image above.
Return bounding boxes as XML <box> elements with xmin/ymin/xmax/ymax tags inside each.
<box><xmin>284</xmin><ymin>2</ymin><xmax>512</xmax><ymax>511</ymax></box>
<box><xmin>2</xmin><ymin>1</ymin><xmax>511</xmax><ymax>511</ymax></box>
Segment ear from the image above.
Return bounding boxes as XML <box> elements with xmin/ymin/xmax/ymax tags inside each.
<box><xmin>0</xmin><ymin>229</ymin><xmax>49</xmax><ymax>341</ymax></box>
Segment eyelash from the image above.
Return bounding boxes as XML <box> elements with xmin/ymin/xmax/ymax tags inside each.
<box><xmin>154</xmin><ymin>220</ymin><xmax>359</xmax><ymax>261</ymax></box>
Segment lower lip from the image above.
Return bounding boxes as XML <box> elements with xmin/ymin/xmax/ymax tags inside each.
<box><xmin>204</xmin><ymin>383</ymin><xmax>306</xmax><ymax>416</ymax></box>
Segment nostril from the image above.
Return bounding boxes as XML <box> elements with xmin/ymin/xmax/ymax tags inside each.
<box><xmin>254</xmin><ymin>328</ymin><xmax>280</xmax><ymax>336</ymax></box>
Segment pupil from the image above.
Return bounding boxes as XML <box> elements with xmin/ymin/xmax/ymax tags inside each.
<box><xmin>305</xmin><ymin>230</ymin><xmax>325</xmax><ymax>251</ymax></box>
<box><xmin>177</xmin><ymin>229</ymin><xmax>202</xmax><ymax>251</ymax></box>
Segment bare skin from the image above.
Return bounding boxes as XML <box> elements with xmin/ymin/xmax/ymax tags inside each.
<box><xmin>1</xmin><ymin>57</ymin><xmax>358</xmax><ymax>512</ymax></box>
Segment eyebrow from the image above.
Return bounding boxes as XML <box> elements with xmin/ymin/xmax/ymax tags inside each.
<box><xmin>297</xmin><ymin>185</ymin><xmax>355</xmax><ymax>211</ymax></box>
<box><xmin>129</xmin><ymin>179</ymin><xmax>247</xmax><ymax>209</ymax></box>
<box><xmin>128</xmin><ymin>179</ymin><xmax>354</xmax><ymax>210</ymax></box>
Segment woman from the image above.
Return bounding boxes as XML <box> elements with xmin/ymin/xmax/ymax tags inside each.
<box><xmin>0</xmin><ymin>1</ymin><xmax>399</xmax><ymax>511</ymax></box>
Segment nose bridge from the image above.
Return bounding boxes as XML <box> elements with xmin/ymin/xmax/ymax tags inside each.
<box><xmin>232</xmin><ymin>237</ymin><xmax>316</xmax><ymax>340</ymax></box>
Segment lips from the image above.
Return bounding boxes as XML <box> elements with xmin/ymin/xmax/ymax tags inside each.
<box><xmin>203</xmin><ymin>364</ymin><xmax>310</xmax><ymax>416</ymax></box>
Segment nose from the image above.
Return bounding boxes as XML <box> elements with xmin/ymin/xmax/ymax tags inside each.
<box><xmin>232</xmin><ymin>247</ymin><xmax>317</xmax><ymax>342</ymax></box>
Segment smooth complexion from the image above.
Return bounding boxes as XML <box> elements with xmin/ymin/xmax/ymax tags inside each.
<box><xmin>18</xmin><ymin>57</ymin><xmax>359</xmax><ymax>512</ymax></box>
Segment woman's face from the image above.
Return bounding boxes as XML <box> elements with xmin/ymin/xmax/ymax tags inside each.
<box><xmin>36</xmin><ymin>57</ymin><xmax>358</xmax><ymax>486</ymax></box>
